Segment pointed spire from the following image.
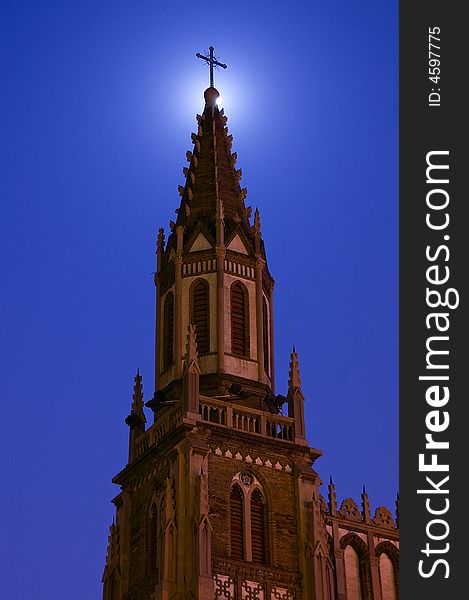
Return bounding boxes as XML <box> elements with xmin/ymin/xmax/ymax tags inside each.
<box><xmin>131</xmin><ymin>369</ymin><xmax>145</xmax><ymax>418</ymax></box>
<box><xmin>163</xmin><ymin>88</ymin><xmax>253</xmax><ymax>264</ymax></box>
<box><xmin>156</xmin><ymin>227</ymin><xmax>165</xmax><ymax>272</ymax></box>
<box><xmin>254</xmin><ymin>207</ymin><xmax>261</xmax><ymax>232</ymax></box>
<box><xmin>328</xmin><ymin>477</ymin><xmax>337</xmax><ymax>515</ymax></box>
<box><xmin>125</xmin><ymin>370</ymin><xmax>146</xmax><ymax>463</ymax></box>
<box><xmin>361</xmin><ymin>484</ymin><xmax>371</xmax><ymax>524</ymax></box>
<box><xmin>395</xmin><ymin>491</ymin><xmax>400</xmax><ymax>527</ymax></box>
<box><xmin>288</xmin><ymin>347</ymin><xmax>302</xmax><ymax>392</ymax></box>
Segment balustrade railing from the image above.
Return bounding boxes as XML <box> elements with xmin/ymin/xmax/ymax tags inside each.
<box><xmin>135</xmin><ymin>396</ymin><xmax>295</xmax><ymax>459</ymax></box>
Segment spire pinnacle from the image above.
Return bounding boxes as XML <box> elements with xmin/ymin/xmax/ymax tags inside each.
<box><xmin>328</xmin><ymin>476</ymin><xmax>337</xmax><ymax>515</ymax></box>
<box><xmin>288</xmin><ymin>348</ymin><xmax>302</xmax><ymax>391</ymax></box>
<box><xmin>254</xmin><ymin>208</ymin><xmax>261</xmax><ymax>234</ymax></box>
<box><xmin>361</xmin><ymin>484</ymin><xmax>371</xmax><ymax>523</ymax></box>
<box><xmin>131</xmin><ymin>369</ymin><xmax>144</xmax><ymax>415</ymax></box>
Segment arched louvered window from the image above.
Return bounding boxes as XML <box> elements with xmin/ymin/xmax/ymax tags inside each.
<box><xmin>191</xmin><ymin>279</ymin><xmax>210</xmax><ymax>354</ymax></box>
<box><xmin>230</xmin><ymin>484</ymin><xmax>244</xmax><ymax>560</ymax></box>
<box><xmin>251</xmin><ymin>489</ymin><xmax>267</xmax><ymax>564</ymax></box>
<box><xmin>163</xmin><ymin>292</ymin><xmax>174</xmax><ymax>369</ymax></box>
<box><xmin>262</xmin><ymin>297</ymin><xmax>269</xmax><ymax>374</ymax></box>
<box><xmin>150</xmin><ymin>503</ymin><xmax>158</xmax><ymax>571</ymax></box>
<box><xmin>231</xmin><ymin>282</ymin><xmax>249</xmax><ymax>357</ymax></box>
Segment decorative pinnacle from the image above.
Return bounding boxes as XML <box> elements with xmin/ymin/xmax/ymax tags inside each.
<box><xmin>328</xmin><ymin>476</ymin><xmax>337</xmax><ymax>514</ymax></box>
<box><xmin>185</xmin><ymin>322</ymin><xmax>199</xmax><ymax>366</ymax></box>
<box><xmin>288</xmin><ymin>347</ymin><xmax>302</xmax><ymax>391</ymax></box>
<box><xmin>196</xmin><ymin>46</ymin><xmax>227</xmax><ymax>88</ymax></box>
<box><xmin>254</xmin><ymin>208</ymin><xmax>261</xmax><ymax>234</ymax></box>
<box><xmin>361</xmin><ymin>484</ymin><xmax>371</xmax><ymax>523</ymax></box>
<box><xmin>131</xmin><ymin>369</ymin><xmax>144</xmax><ymax>415</ymax></box>
<box><xmin>157</xmin><ymin>228</ymin><xmax>165</xmax><ymax>252</ymax></box>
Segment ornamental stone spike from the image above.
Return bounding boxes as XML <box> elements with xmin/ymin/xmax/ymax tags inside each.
<box><xmin>288</xmin><ymin>347</ymin><xmax>302</xmax><ymax>392</ymax></box>
<box><xmin>328</xmin><ymin>476</ymin><xmax>338</xmax><ymax>515</ymax></box>
<box><xmin>287</xmin><ymin>347</ymin><xmax>307</xmax><ymax>444</ymax></box>
<box><xmin>125</xmin><ymin>369</ymin><xmax>146</xmax><ymax>463</ymax></box>
<box><xmin>361</xmin><ymin>484</ymin><xmax>371</xmax><ymax>524</ymax></box>
<box><xmin>131</xmin><ymin>369</ymin><xmax>145</xmax><ymax>418</ymax></box>
<box><xmin>254</xmin><ymin>207</ymin><xmax>261</xmax><ymax>234</ymax></box>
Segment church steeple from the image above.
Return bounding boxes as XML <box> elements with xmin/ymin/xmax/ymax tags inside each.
<box><xmin>164</xmin><ymin>87</ymin><xmax>255</xmax><ymax>260</ymax></box>
<box><xmin>104</xmin><ymin>63</ymin><xmax>399</xmax><ymax>600</ymax></box>
<box><xmin>153</xmin><ymin>87</ymin><xmax>274</xmax><ymax>407</ymax></box>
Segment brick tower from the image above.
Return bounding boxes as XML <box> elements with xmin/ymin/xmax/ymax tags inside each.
<box><xmin>102</xmin><ymin>87</ymin><xmax>399</xmax><ymax>600</ymax></box>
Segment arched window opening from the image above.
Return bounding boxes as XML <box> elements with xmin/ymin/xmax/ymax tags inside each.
<box><xmin>379</xmin><ymin>553</ymin><xmax>396</xmax><ymax>600</ymax></box>
<box><xmin>251</xmin><ymin>489</ymin><xmax>268</xmax><ymax>564</ymax></box>
<box><xmin>163</xmin><ymin>292</ymin><xmax>174</xmax><ymax>369</ymax></box>
<box><xmin>231</xmin><ymin>282</ymin><xmax>249</xmax><ymax>357</ymax></box>
<box><xmin>344</xmin><ymin>545</ymin><xmax>363</xmax><ymax>600</ymax></box>
<box><xmin>230</xmin><ymin>484</ymin><xmax>244</xmax><ymax>560</ymax></box>
<box><xmin>191</xmin><ymin>279</ymin><xmax>210</xmax><ymax>354</ymax></box>
<box><xmin>262</xmin><ymin>298</ymin><xmax>269</xmax><ymax>374</ymax></box>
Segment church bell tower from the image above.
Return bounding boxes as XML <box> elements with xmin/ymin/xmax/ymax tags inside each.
<box><xmin>102</xmin><ymin>79</ymin><xmax>332</xmax><ymax>600</ymax></box>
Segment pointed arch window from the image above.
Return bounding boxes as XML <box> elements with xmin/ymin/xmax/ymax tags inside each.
<box><xmin>191</xmin><ymin>279</ymin><xmax>210</xmax><ymax>354</ymax></box>
<box><xmin>229</xmin><ymin>474</ymin><xmax>269</xmax><ymax>565</ymax></box>
<box><xmin>250</xmin><ymin>489</ymin><xmax>268</xmax><ymax>564</ymax></box>
<box><xmin>262</xmin><ymin>297</ymin><xmax>269</xmax><ymax>374</ymax></box>
<box><xmin>231</xmin><ymin>282</ymin><xmax>249</xmax><ymax>357</ymax></box>
<box><xmin>230</xmin><ymin>484</ymin><xmax>244</xmax><ymax>560</ymax></box>
<box><xmin>163</xmin><ymin>292</ymin><xmax>174</xmax><ymax>369</ymax></box>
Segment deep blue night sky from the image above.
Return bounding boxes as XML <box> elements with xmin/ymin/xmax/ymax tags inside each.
<box><xmin>0</xmin><ymin>1</ymin><xmax>397</xmax><ymax>598</ymax></box>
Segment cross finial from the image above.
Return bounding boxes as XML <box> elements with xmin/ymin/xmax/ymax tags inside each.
<box><xmin>196</xmin><ymin>46</ymin><xmax>227</xmax><ymax>88</ymax></box>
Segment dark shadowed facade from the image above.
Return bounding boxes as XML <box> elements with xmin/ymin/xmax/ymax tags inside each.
<box><xmin>102</xmin><ymin>87</ymin><xmax>399</xmax><ymax>600</ymax></box>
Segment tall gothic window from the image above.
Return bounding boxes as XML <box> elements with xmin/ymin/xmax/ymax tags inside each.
<box><xmin>229</xmin><ymin>474</ymin><xmax>269</xmax><ymax>564</ymax></box>
<box><xmin>262</xmin><ymin>297</ymin><xmax>269</xmax><ymax>374</ymax></box>
<box><xmin>163</xmin><ymin>292</ymin><xmax>174</xmax><ymax>369</ymax></box>
<box><xmin>344</xmin><ymin>545</ymin><xmax>363</xmax><ymax>600</ymax></box>
<box><xmin>231</xmin><ymin>282</ymin><xmax>249</xmax><ymax>357</ymax></box>
<box><xmin>250</xmin><ymin>489</ymin><xmax>268</xmax><ymax>563</ymax></box>
<box><xmin>230</xmin><ymin>484</ymin><xmax>244</xmax><ymax>560</ymax></box>
<box><xmin>191</xmin><ymin>279</ymin><xmax>210</xmax><ymax>354</ymax></box>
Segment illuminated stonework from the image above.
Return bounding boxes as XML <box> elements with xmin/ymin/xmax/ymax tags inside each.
<box><xmin>102</xmin><ymin>88</ymin><xmax>399</xmax><ymax>600</ymax></box>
